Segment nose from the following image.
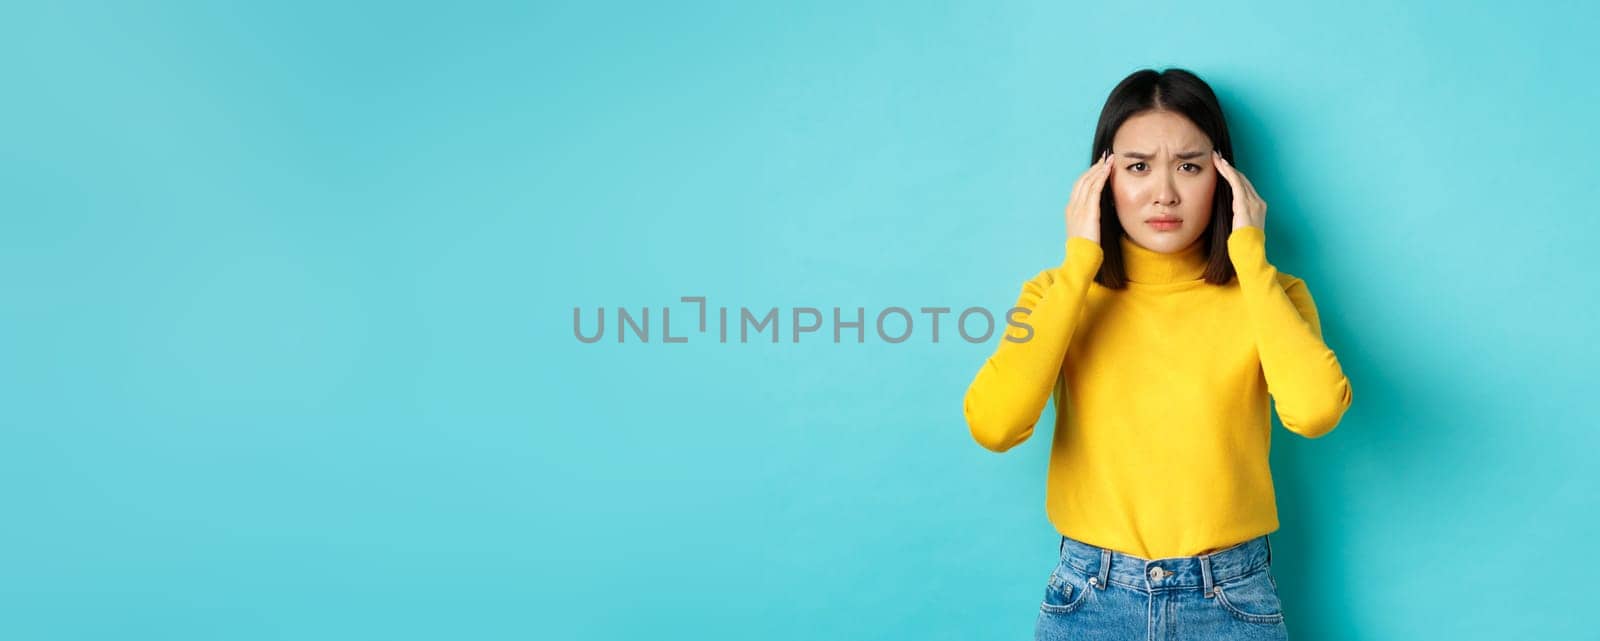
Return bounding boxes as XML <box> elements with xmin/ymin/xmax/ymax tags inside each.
<box><xmin>1154</xmin><ymin>173</ymin><xmax>1179</xmax><ymax>207</ymax></box>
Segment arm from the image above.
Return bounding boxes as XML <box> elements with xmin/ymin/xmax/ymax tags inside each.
<box><xmin>962</xmin><ymin>237</ymin><xmax>1104</xmax><ymax>452</ymax></box>
<box><xmin>1226</xmin><ymin>226</ymin><xmax>1354</xmax><ymax>438</ymax></box>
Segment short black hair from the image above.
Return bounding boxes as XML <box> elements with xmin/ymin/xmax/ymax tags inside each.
<box><xmin>1089</xmin><ymin>68</ymin><xmax>1238</xmax><ymax>289</ymax></box>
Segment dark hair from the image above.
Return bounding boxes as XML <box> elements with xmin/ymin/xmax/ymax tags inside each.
<box><xmin>1089</xmin><ymin>68</ymin><xmax>1237</xmax><ymax>288</ymax></box>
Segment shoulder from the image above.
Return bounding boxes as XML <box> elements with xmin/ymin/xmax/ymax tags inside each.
<box><xmin>1274</xmin><ymin>271</ymin><xmax>1321</xmax><ymax>313</ymax></box>
<box><xmin>1015</xmin><ymin>267</ymin><xmax>1057</xmax><ymax>301</ymax></box>
<box><xmin>1012</xmin><ymin>264</ymin><xmax>1085</xmax><ymax>305</ymax></box>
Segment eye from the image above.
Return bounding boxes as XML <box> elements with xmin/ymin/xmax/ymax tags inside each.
<box><xmin>1181</xmin><ymin>163</ymin><xmax>1201</xmax><ymax>173</ymax></box>
<box><xmin>1128</xmin><ymin>162</ymin><xmax>1147</xmax><ymax>172</ymax></box>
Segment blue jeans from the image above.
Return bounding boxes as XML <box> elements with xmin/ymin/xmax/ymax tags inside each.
<box><xmin>1035</xmin><ymin>533</ymin><xmax>1289</xmax><ymax>640</ymax></box>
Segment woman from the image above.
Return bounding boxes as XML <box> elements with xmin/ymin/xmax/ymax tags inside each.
<box><xmin>962</xmin><ymin>68</ymin><xmax>1353</xmax><ymax>640</ymax></box>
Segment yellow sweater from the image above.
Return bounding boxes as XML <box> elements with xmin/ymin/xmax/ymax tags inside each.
<box><xmin>963</xmin><ymin>226</ymin><xmax>1352</xmax><ymax>559</ymax></box>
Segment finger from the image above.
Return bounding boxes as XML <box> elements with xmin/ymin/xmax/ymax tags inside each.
<box><xmin>1084</xmin><ymin>153</ymin><xmax>1113</xmax><ymax>211</ymax></box>
<box><xmin>1091</xmin><ymin>153</ymin><xmax>1114</xmax><ymax>198</ymax></box>
<box><xmin>1086</xmin><ymin>150</ymin><xmax>1111</xmax><ymax>184</ymax></box>
<box><xmin>1235</xmin><ymin>169</ymin><xmax>1262</xmax><ymax>205</ymax></box>
<box><xmin>1071</xmin><ymin>153</ymin><xmax>1110</xmax><ymax>212</ymax></box>
<box><xmin>1218</xmin><ymin>157</ymin><xmax>1262</xmax><ymax>211</ymax></box>
<box><xmin>1067</xmin><ymin>170</ymin><xmax>1091</xmax><ymax>214</ymax></box>
<box><xmin>1073</xmin><ymin>154</ymin><xmax>1103</xmax><ymax>197</ymax></box>
<box><xmin>1069</xmin><ymin>166</ymin><xmax>1093</xmax><ymax>212</ymax></box>
<box><xmin>1213</xmin><ymin>151</ymin><xmax>1244</xmax><ymax>197</ymax></box>
<box><xmin>1217</xmin><ymin>153</ymin><xmax>1263</xmax><ymax>204</ymax></box>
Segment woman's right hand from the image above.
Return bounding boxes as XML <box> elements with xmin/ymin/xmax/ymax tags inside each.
<box><xmin>1064</xmin><ymin>150</ymin><xmax>1114</xmax><ymax>244</ymax></box>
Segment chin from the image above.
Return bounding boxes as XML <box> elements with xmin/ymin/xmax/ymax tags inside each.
<box><xmin>1125</xmin><ymin>228</ymin><xmax>1202</xmax><ymax>252</ymax></box>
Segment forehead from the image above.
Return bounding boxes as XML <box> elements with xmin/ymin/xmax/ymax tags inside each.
<box><xmin>1112</xmin><ymin>110</ymin><xmax>1211</xmax><ymax>149</ymax></box>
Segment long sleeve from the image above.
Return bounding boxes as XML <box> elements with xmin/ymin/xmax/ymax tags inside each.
<box><xmin>1226</xmin><ymin>226</ymin><xmax>1353</xmax><ymax>438</ymax></box>
<box><xmin>963</xmin><ymin>236</ymin><xmax>1104</xmax><ymax>452</ymax></box>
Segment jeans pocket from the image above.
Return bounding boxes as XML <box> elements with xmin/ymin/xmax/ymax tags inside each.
<box><xmin>1039</xmin><ymin>565</ymin><xmax>1091</xmax><ymax>615</ymax></box>
<box><xmin>1212</xmin><ymin>567</ymin><xmax>1284</xmax><ymax>624</ymax></box>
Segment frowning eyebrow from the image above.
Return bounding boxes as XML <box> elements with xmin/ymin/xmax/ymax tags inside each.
<box><xmin>1117</xmin><ymin>149</ymin><xmax>1210</xmax><ymax>160</ymax></box>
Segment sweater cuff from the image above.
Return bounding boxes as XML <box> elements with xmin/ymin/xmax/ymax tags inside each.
<box><xmin>1226</xmin><ymin>226</ymin><xmax>1268</xmax><ymax>275</ymax></box>
<box><xmin>1063</xmin><ymin>236</ymin><xmax>1105</xmax><ymax>275</ymax></box>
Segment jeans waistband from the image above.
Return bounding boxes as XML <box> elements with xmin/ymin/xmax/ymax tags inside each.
<box><xmin>1058</xmin><ymin>533</ymin><xmax>1273</xmax><ymax>594</ymax></box>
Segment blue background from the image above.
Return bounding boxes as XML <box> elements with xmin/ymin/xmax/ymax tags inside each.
<box><xmin>4</xmin><ymin>1</ymin><xmax>1595</xmax><ymax>639</ymax></box>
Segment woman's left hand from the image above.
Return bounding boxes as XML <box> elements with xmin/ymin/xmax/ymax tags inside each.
<box><xmin>1213</xmin><ymin>150</ymin><xmax>1266</xmax><ymax>231</ymax></box>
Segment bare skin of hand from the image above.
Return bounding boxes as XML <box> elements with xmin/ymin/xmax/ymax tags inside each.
<box><xmin>1065</xmin><ymin>150</ymin><xmax>1115</xmax><ymax>244</ymax></box>
<box><xmin>1213</xmin><ymin>150</ymin><xmax>1266</xmax><ymax>231</ymax></box>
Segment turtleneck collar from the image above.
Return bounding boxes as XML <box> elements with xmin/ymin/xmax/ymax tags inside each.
<box><xmin>1118</xmin><ymin>234</ymin><xmax>1209</xmax><ymax>284</ymax></box>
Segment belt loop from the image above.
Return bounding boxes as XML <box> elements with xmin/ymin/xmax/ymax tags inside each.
<box><xmin>1059</xmin><ymin>535</ymin><xmax>1066</xmax><ymax>559</ymax></box>
<box><xmin>1096</xmin><ymin>548</ymin><xmax>1112</xmax><ymax>589</ymax></box>
<box><xmin>1264</xmin><ymin>534</ymin><xmax>1273</xmax><ymax>565</ymax></box>
<box><xmin>1199</xmin><ymin>552</ymin><xmax>1216</xmax><ymax>598</ymax></box>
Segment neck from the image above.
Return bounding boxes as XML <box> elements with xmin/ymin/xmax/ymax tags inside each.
<box><xmin>1118</xmin><ymin>234</ymin><xmax>1209</xmax><ymax>284</ymax></box>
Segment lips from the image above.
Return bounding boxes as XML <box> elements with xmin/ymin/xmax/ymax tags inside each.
<box><xmin>1146</xmin><ymin>216</ymin><xmax>1182</xmax><ymax>231</ymax></box>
